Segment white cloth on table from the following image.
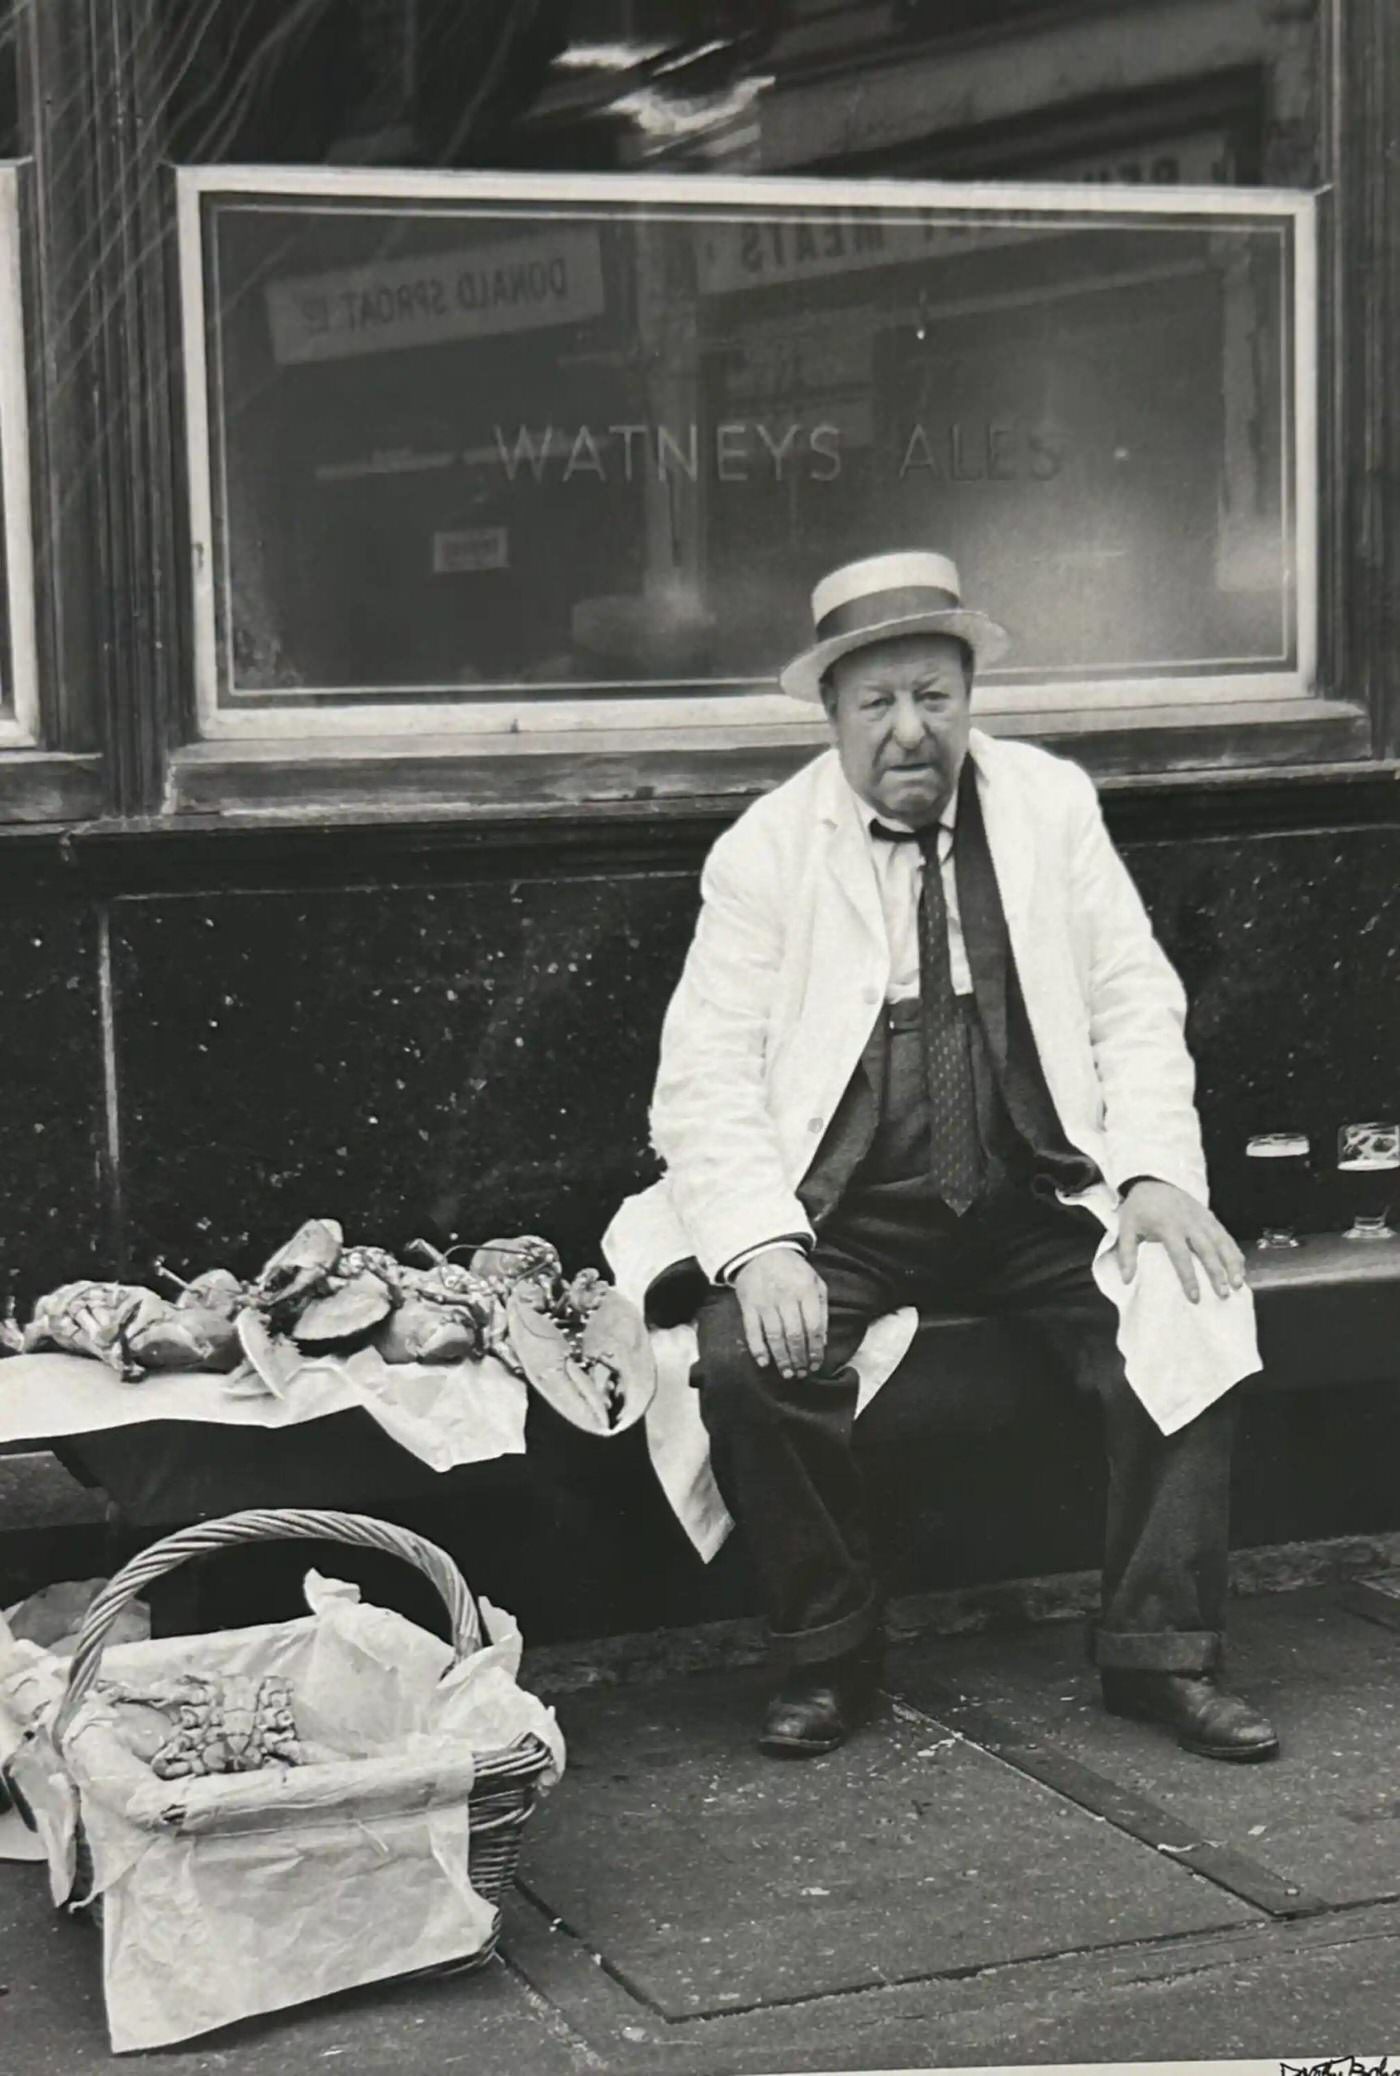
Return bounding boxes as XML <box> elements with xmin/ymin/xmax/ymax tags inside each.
<box><xmin>0</xmin><ymin>1348</ymin><xmax>527</xmax><ymax>1474</ymax></box>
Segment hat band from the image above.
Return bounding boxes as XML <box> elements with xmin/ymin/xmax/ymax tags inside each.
<box><xmin>815</xmin><ymin>584</ymin><xmax>962</xmax><ymax>643</ymax></box>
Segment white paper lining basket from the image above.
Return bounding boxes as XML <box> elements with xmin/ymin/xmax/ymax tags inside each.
<box><xmin>3</xmin><ymin>1508</ymin><xmax>558</xmax><ymax>2051</ymax></box>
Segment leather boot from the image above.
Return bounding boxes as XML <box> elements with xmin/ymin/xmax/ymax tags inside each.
<box><xmin>759</xmin><ymin>1636</ymin><xmax>885</xmax><ymax>1758</ymax></box>
<box><xmin>1101</xmin><ymin>1670</ymin><xmax>1280</xmax><ymax>1761</ymax></box>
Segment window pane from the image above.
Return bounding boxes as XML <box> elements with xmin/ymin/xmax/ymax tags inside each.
<box><xmin>185</xmin><ymin>178</ymin><xmax>1312</xmax><ymax>730</ymax></box>
<box><xmin>0</xmin><ymin>159</ymin><xmax>35</xmax><ymax>744</ymax></box>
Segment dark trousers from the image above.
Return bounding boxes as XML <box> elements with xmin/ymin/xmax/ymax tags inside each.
<box><xmin>695</xmin><ymin>1174</ymin><xmax>1235</xmax><ymax>1675</ymax></box>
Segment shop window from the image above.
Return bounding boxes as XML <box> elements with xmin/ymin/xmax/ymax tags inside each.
<box><xmin>176</xmin><ymin>168</ymin><xmax>1317</xmax><ymax>780</ymax></box>
<box><xmin>0</xmin><ymin>161</ymin><xmax>39</xmax><ymax>749</ymax></box>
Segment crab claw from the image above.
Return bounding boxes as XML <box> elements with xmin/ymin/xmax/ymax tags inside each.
<box><xmin>374</xmin><ymin>1298</ymin><xmax>480</xmax><ymax>1365</ymax></box>
<box><xmin>505</xmin><ymin>1282</ymin><xmax>654</xmax><ymax>1435</ymax></box>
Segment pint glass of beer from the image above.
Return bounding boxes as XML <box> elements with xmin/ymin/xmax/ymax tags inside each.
<box><xmin>1337</xmin><ymin>1121</ymin><xmax>1400</xmax><ymax>1241</ymax></box>
<box><xmin>1244</xmin><ymin>1132</ymin><xmax>1311</xmax><ymax>1248</ymax></box>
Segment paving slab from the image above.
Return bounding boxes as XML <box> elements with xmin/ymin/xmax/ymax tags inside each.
<box><xmin>888</xmin><ymin>1587</ymin><xmax>1400</xmax><ymax>1911</ymax></box>
<box><xmin>517</xmin><ymin>1661</ymin><xmax>1254</xmax><ymax>2021</ymax></box>
<box><xmin>666</xmin><ymin>1906</ymin><xmax>1400</xmax><ymax>2073</ymax></box>
<box><xmin>501</xmin><ymin>1884</ymin><xmax>1400</xmax><ymax>2075</ymax></box>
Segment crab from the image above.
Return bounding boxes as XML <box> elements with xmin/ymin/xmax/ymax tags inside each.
<box><xmin>368</xmin><ymin>1254</ymin><xmax>487</xmax><ymax>1365</ymax></box>
<box><xmin>23</xmin><ymin>1282</ymin><xmax>172</xmax><ymax>1380</ymax></box>
<box><xmin>251</xmin><ymin>1218</ymin><xmax>345</xmax><ymax>1323</ymax></box>
<box><xmin>139</xmin><ymin>1673</ymin><xmax>304</xmax><ymax>1779</ymax></box>
<box><xmin>21</xmin><ymin>1269</ymin><xmax>251</xmax><ymax>1379</ymax></box>
<box><xmin>398</xmin><ymin>1241</ymin><xmax>524</xmax><ymax>1369</ymax></box>
<box><xmin>400</xmin><ymin>1239</ymin><xmax>650</xmax><ymax>1421</ymax></box>
<box><xmin>251</xmin><ymin>1221</ymin><xmax>401</xmax><ymax>1346</ymax></box>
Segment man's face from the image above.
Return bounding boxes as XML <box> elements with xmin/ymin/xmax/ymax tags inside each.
<box><xmin>823</xmin><ymin>632</ymin><xmax>973</xmax><ymax>826</ymax></box>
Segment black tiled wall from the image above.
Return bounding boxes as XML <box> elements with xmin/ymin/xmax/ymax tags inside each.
<box><xmin>0</xmin><ymin>904</ymin><xmax>108</xmax><ymax>1306</ymax></box>
<box><xmin>109</xmin><ymin>873</ymin><xmax>694</xmax><ymax>1281</ymax></box>
<box><xmin>1</xmin><ymin>824</ymin><xmax>1397</xmax><ymax>1294</ymax></box>
<box><xmin>88</xmin><ymin>823</ymin><xmax>1400</xmax><ymax>1284</ymax></box>
<box><xmin>1132</xmin><ymin>826</ymin><xmax>1400</xmax><ymax>1235</ymax></box>
<box><xmin>1</xmin><ymin>814</ymin><xmax>1397</xmax><ymax>1635</ymax></box>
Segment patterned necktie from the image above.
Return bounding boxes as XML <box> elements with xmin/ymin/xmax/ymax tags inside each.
<box><xmin>871</xmin><ymin>819</ymin><xmax>984</xmax><ymax>1214</ymax></box>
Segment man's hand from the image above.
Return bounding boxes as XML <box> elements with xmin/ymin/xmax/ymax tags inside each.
<box><xmin>1116</xmin><ymin>1179</ymin><xmax>1247</xmax><ymax>1304</ymax></box>
<box><xmin>733</xmin><ymin>1249</ymin><xmax>829</xmax><ymax>1378</ymax></box>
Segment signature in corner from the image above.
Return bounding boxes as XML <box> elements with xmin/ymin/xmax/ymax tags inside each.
<box><xmin>1283</xmin><ymin>2059</ymin><xmax>1395</xmax><ymax>2076</ymax></box>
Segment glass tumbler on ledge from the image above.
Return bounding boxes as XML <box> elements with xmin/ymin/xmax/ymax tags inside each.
<box><xmin>1336</xmin><ymin>1121</ymin><xmax>1400</xmax><ymax>1241</ymax></box>
<box><xmin>1244</xmin><ymin>1132</ymin><xmax>1311</xmax><ymax>1248</ymax></box>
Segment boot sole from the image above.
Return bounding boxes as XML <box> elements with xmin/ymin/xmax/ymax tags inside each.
<box><xmin>1176</xmin><ymin>1730</ymin><xmax>1280</xmax><ymax>1763</ymax></box>
<box><xmin>757</xmin><ymin>1729</ymin><xmax>849</xmax><ymax>1758</ymax></box>
<box><xmin>1104</xmin><ymin>1695</ymin><xmax>1280</xmax><ymax>1762</ymax></box>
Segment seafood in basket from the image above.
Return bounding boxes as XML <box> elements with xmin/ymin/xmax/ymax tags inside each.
<box><xmin>101</xmin><ymin>1672</ymin><xmax>305</xmax><ymax>1779</ymax></box>
<box><xmin>0</xmin><ymin>1509</ymin><xmax>564</xmax><ymax>2054</ymax></box>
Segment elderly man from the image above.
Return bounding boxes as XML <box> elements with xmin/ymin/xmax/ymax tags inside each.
<box><xmin>606</xmin><ymin>551</ymin><xmax>1278</xmax><ymax>1763</ymax></box>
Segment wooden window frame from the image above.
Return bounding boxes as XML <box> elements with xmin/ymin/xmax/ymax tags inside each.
<box><xmin>171</xmin><ymin>166</ymin><xmax>1312</xmax><ymax>755</ymax></box>
<box><xmin>0</xmin><ymin>162</ymin><xmax>41</xmax><ymax>749</ymax></box>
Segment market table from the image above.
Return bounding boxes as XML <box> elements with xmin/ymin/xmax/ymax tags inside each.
<box><xmin>12</xmin><ymin>1234</ymin><xmax>1400</xmax><ymax>1506</ymax></box>
<box><xmin>0</xmin><ymin>1346</ymin><xmax>533</xmax><ymax>1632</ymax></box>
<box><xmin>6</xmin><ymin>1234</ymin><xmax>1400</xmax><ymax>1635</ymax></box>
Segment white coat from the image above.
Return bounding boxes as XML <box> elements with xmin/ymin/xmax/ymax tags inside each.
<box><xmin>603</xmin><ymin>731</ymin><xmax>1260</xmax><ymax>1553</ymax></box>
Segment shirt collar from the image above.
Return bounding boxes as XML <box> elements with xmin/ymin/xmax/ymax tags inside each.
<box><xmin>846</xmin><ymin>765</ymin><xmax>962</xmax><ymax>843</ymax></box>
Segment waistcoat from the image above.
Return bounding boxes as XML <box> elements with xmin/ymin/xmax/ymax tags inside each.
<box><xmin>798</xmin><ymin>761</ymin><xmax>1100</xmax><ymax>1226</ymax></box>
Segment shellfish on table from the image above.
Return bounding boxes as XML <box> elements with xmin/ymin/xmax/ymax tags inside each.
<box><xmin>251</xmin><ymin>1219</ymin><xmax>396</xmax><ymax>1344</ymax></box>
<box><xmin>498</xmin><ymin>1254</ymin><xmax>656</xmax><ymax>1436</ymax></box>
<box><xmin>8</xmin><ymin>1221</ymin><xmax>656</xmax><ymax>1424</ymax></box>
<box><xmin>19</xmin><ymin>1278</ymin><xmax>243</xmax><ymax>1380</ymax></box>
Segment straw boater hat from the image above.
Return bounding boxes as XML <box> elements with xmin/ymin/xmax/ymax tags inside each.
<box><xmin>778</xmin><ymin>550</ymin><xmax>1010</xmax><ymax>704</ymax></box>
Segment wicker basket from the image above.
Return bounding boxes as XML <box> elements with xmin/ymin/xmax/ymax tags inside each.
<box><xmin>41</xmin><ymin>1507</ymin><xmax>553</xmax><ymax>1930</ymax></box>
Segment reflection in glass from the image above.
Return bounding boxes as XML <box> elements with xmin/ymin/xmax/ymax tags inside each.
<box><xmin>1337</xmin><ymin>1122</ymin><xmax>1400</xmax><ymax>1242</ymax></box>
<box><xmin>184</xmin><ymin>180</ymin><xmax>1310</xmax><ymax>720</ymax></box>
<box><xmin>1244</xmin><ymin>1132</ymin><xmax>1310</xmax><ymax>1249</ymax></box>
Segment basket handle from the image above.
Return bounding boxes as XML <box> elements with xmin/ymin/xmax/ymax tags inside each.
<box><xmin>52</xmin><ymin>1507</ymin><xmax>483</xmax><ymax>1750</ymax></box>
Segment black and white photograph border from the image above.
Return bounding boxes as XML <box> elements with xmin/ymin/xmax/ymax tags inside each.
<box><xmin>0</xmin><ymin>2</ymin><xmax>1398</xmax><ymax>2072</ymax></box>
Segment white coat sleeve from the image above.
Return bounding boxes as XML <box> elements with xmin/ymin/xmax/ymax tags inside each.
<box><xmin>648</xmin><ymin>825</ymin><xmax>816</xmax><ymax>1282</ymax></box>
<box><xmin>1067</xmin><ymin>768</ymin><xmax>1211</xmax><ymax>1205</ymax></box>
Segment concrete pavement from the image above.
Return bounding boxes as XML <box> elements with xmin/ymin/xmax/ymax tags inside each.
<box><xmin>4</xmin><ymin>1577</ymin><xmax>1400</xmax><ymax>2072</ymax></box>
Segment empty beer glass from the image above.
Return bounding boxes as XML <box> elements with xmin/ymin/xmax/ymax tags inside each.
<box><xmin>1244</xmin><ymin>1132</ymin><xmax>1310</xmax><ymax>1248</ymax></box>
<box><xmin>1337</xmin><ymin>1121</ymin><xmax>1400</xmax><ymax>1241</ymax></box>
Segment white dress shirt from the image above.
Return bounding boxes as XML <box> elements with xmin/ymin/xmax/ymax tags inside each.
<box><xmin>853</xmin><ymin>771</ymin><xmax>972</xmax><ymax>1001</ymax></box>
